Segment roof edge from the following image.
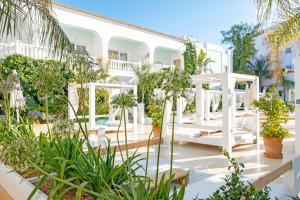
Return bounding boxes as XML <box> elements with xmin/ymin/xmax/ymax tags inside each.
<box><xmin>52</xmin><ymin>2</ymin><xmax>185</xmax><ymax>43</ymax></box>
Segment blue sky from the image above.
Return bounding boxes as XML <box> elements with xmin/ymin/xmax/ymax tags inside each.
<box><xmin>57</xmin><ymin>0</ymin><xmax>257</xmax><ymax>46</ymax></box>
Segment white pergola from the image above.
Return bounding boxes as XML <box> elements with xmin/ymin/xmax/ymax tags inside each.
<box><xmin>68</xmin><ymin>82</ymin><xmax>138</xmax><ymax>134</ymax></box>
<box><xmin>192</xmin><ymin>72</ymin><xmax>260</xmax><ymax>154</ymax></box>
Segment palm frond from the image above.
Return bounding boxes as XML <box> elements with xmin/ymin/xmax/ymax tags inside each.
<box><xmin>0</xmin><ymin>0</ymin><xmax>74</xmax><ymax>57</ymax></box>
<box><xmin>256</xmin><ymin>0</ymin><xmax>299</xmax><ymax>24</ymax></box>
<box><xmin>267</xmin><ymin>12</ymin><xmax>300</xmax><ymax>82</ymax></box>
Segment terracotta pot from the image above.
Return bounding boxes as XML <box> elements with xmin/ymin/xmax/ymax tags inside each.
<box><xmin>263</xmin><ymin>137</ymin><xmax>283</xmax><ymax>159</ymax></box>
<box><xmin>153</xmin><ymin>126</ymin><xmax>161</xmax><ymax>138</ymax></box>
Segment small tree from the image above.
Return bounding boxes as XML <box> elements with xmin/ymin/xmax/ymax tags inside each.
<box><xmin>247</xmin><ymin>55</ymin><xmax>271</xmax><ymax>91</ymax></box>
<box><xmin>132</xmin><ymin>65</ymin><xmax>158</xmax><ymax>103</ymax></box>
<box><xmin>197</xmin><ymin>49</ymin><xmax>214</xmax><ymax>74</ymax></box>
<box><xmin>183</xmin><ymin>40</ymin><xmax>198</xmax><ymax>75</ymax></box>
<box><xmin>154</xmin><ymin>68</ymin><xmax>191</xmax><ymax>188</ymax></box>
<box><xmin>221</xmin><ymin>23</ymin><xmax>259</xmax><ymax>73</ymax></box>
<box><xmin>32</xmin><ymin>62</ymin><xmax>66</xmax><ymax>134</ymax></box>
<box><xmin>111</xmin><ymin>91</ymin><xmax>137</xmax><ymax>161</ymax></box>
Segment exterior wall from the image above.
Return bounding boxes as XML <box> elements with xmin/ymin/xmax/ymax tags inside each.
<box><xmin>0</xmin><ymin>3</ymin><xmax>232</xmax><ymax>76</ymax></box>
<box><xmin>254</xmin><ymin>31</ymin><xmax>296</xmax><ymax>85</ymax></box>
<box><xmin>195</xmin><ymin>41</ymin><xmax>232</xmax><ymax>73</ymax></box>
<box><xmin>52</xmin><ymin>4</ymin><xmax>185</xmax><ymax>63</ymax></box>
<box><xmin>61</xmin><ymin>25</ymin><xmax>103</xmax><ymax>57</ymax></box>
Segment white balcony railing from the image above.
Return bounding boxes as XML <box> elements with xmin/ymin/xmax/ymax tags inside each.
<box><xmin>0</xmin><ymin>40</ymin><xmax>61</xmax><ymax>60</ymax></box>
<box><xmin>151</xmin><ymin>63</ymin><xmax>175</xmax><ymax>72</ymax></box>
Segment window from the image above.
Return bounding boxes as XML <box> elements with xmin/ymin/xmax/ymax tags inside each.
<box><xmin>120</xmin><ymin>53</ymin><xmax>127</xmax><ymax>61</ymax></box>
<box><xmin>285</xmin><ymin>47</ymin><xmax>292</xmax><ymax>54</ymax></box>
<box><xmin>173</xmin><ymin>59</ymin><xmax>181</xmax><ymax>68</ymax></box>
<box><xmin>108</xmin><ymin>50</ymin><xmax>119</xmax><ymax>60</ymax></box>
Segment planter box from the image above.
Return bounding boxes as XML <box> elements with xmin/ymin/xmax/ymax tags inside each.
<box><xmin>0</xmin><ymin>163</ymin><xmax>47</xmax><ymax>200</ymax></box>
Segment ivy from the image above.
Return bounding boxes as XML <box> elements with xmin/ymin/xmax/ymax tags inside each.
<box><xmin>183</xmin><ymin>40</ymin><xmax>198</xmax><ymax>75</ymax></box>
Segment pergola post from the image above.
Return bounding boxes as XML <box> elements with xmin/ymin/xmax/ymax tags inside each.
<box><xmin>133</xmin><ymin>84</ymin><xmax>138</xmax><ymax>135</ymax></box>
<box><xmin>196</xmin><ymin>82</ymin><xmax>204</xmax><ymax>125</ymax></box>
<box><xmin>162</xmin><ymin>101</ymin><xmax>171</xmax><ymax>136</ymax></box>
<box><xmin>222</xmin><ymin>74</ymin><xmax>233</xmax><ymax>154</ymax></box>
<box><xmin>231</xmin><ymin>92</ymin><xmax>236</xmax><ymax>130</ymax></box>
<box><xmin>205</xmin><ymin>90</ymin><xmax>210</xmax><ymax>122</ymax></box>
<box><xmin>294</xmin><ymin>55</ymin><xmax>300</xmax><ymax>156</ymax></box>
<box><xmin>89</xmin><ymin>83</ymin><xmax>96</xmax><ymax>130</ymax></box>
<box><xmin>253</xmin><ymin>77</ymin><xmax>260</xmax><ymax>151</ymax></box>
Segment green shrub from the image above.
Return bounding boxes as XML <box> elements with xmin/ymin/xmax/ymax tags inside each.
<box><xmin>0</xmin><ymin>54</ymin><xmax>73</xmax><ymax>117</ymax></box>
<box><xmin>253</xmin><ymin>92</ymin><xmax>290</xmax><ymax>139</ymax></box>
<box><xmin>147</xmin><ymin>97</ymin><xmax>164</xmax><ymax>127</ymax></box>
<box><xmin>195</xmin><ymin>149</ymin><xmax>271</xmax><ymax>200</ymax></box>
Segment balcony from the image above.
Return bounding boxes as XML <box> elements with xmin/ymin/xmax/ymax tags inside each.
<box><xmin>0</xmin><ymin>40</ymin><xmax>63</xmax><ymax>60</ymax></box>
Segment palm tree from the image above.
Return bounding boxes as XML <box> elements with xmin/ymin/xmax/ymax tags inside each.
<box><xmin>247</xmin><ymin>55</ymin><xmax>271</xmax><ymax>90</ymax></box>
<box><xmin>256</xmin><ymin>0</ymin><xmax>300</xmax><ymax>83</ymax></box>
<box><xmin>0</xmin><ymin>0</ymin><xmax>74</xmax><ymax>55</ymax></box>
<box><xmin>196</xmin><ymin>49</ymin><xmax>214</xmax><ymax>74</ymax></box>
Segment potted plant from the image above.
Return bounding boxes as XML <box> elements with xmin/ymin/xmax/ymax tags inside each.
<box><xmin>147</xmin><ymin>97</ymin><xmax>163</xmax><ymax>137</ymax></box>
<box><xmin>253</xmin><ymin>92</ymin><xmax>290</xmax><ymax>159</ymax></box>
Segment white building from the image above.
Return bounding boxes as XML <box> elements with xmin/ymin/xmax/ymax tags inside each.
<box><xmin>255</xmin><ymin>30</ymin><xmax>296</xmax><ymax>85</ymax></box>
<box><xmin>0</xmin><ymin>2</ymin><xmax>232</xmax><ymax>79</ymax></box>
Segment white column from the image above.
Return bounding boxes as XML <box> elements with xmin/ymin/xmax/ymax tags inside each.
<box><xmin>231</xmin><ymin>92</ymin><xmax>236</xmax><ymax>130</ymax></box>
<box><xmin>102</xmin><ymin>43</ymin><xmax>109</xmax><ymax>60</ymax></box>
<box><xmin>177</xmin><ymin>96</ymin><xmax>183</xmax><ymax>124</ymax></box>
<box><xmin>204</xmin><ymin>91</ymin><xmax>210</xmax><ymax>122</ymax></box>
<box><xmin>253</xmin><ymin>77</ymin><xmax>260</xmax><ymax>151</ymax></box>
<box><xmin>137</xmin><ymin>103</ymin><xmax>145</xmax><ymax>125</ymax></box>
<box><xmin>293</xmin><ymin>55</ymin><xmax>300</xmax><ymax>156</ymax></box>
<box><xmin>148</xmin><ymin>45</ymin><xmax>156</xmax><ymax>65</ymax></box>
<box><xmin>133</xmin><ymin>85</ymin><xmax>138</xmax><ymax>135</ymax></box>
<box><xmin>89</xmin><ymin>83</ymin><xmax>96</xmax><ymax>130</ymax></box>
<box><xmin>162</xmin><ymin>101</ymin><xmax>171</xmax><ymax>136</ymax></box>
<box><xmin>222</xmin><ymin>74</ymin><xmax>232</xmax><ymax>154</ymax></box>
<box><xmin>196</xmin><ymin>82</ymin><xmax>204</xmax><ymax>125</ymax></box>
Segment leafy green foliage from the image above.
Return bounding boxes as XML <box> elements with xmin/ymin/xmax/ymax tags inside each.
<box><xmin>111</xmin><ymin>91</ymin><xmax>137</xmax><ymax>109</ymax></box>
<box><xmin>197</xmin><ymin>49</ymin><xmax>214</xmax><ymax>74</ymax></box>
<box><xmin>96</xmin><ymin>89</ymin><xmax>110</xmax><ymax>114</ymax></box>
<box><xmin>147</xmin><ymin>97</ymin><xmax>164</xmax><ymax>127</ymax></box>
<box><xmin>221</xmin><ymin>23</ymin><xmax>259</xmax><ymax>73</ymax></box>
<box><xmin>132</xmin><ymin>65</ymin><xmax>159</xmax><ymax>103</ymax></box>
<box><xmin>184</xmin><ymin>40</ymin><xmax>198</xmax><ymax>75</ymax></box>
<box><xmin>106</xmin><ymin>175</ymin><xmax>185</xmax><ymax>200</ymax></box>
<box><xmin>247</xmin><ymin>55</ymin><xmax>271</xmax><ymax>90</ymax></box>
<box><xmin>0</xmin><ymin>121</ymin><xmax>43</xmax><ymax>174</ymax></box>
<box><xmin>0</xmin><ymin>54</ymin><xmax>73</xmax><ymax>117</ymax></box>
<box><xmin>253</xmin><ymin>92</ymin><xmax>290</xmax><ymax>139</ymax></box>
<box><xmin>195</xmin><ymin>149</ymin><xmax>271</xmax><ymax>200</ymax></box>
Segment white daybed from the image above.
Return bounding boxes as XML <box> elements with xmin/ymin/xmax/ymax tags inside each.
<box><xmin>173</xmin><ymin>72</ymin><xmax>260</xmax><ymax>154</ymax></box>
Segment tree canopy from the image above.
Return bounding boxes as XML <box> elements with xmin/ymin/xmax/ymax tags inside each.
<box><xmin>221</xmin><ymin>23</ymin><xmax>259</xmax><ymax>73</ymax></box>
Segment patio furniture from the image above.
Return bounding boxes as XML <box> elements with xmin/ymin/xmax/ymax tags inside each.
<box><xmin>173</xmin><ymin>72</ymin><xmax>260</xmax><ymax>154</ymax></box>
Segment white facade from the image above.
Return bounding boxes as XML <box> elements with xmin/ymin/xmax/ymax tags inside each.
<box><xmin>255</xmin><ymin>30</ymin><xmax>296</xmax><ymax>85</ymax></box>
<box><xmin>0</xmin><ymin>2</ymin><xmax>232</xmax><ymax>78</ymax></box>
